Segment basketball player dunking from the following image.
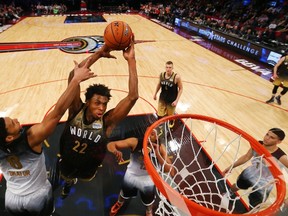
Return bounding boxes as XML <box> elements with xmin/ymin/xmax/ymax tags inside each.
<box><xmin>59</xmin><ymin>37</ymin><xmax>139</xmax><ymax>199</ymax></box>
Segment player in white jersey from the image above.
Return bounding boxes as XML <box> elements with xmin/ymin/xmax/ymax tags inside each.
<box><xmin>223</xmin><ymin>128</ymin><xmax>288</xmax><ymax>210</ymax></box>
<box><xmin>0</xmin><ymin>59</ymin><xmax>95</xmax><ymax>215</ymax></box>
<box><xmin>107</xmin><ymin>129</ymin><xmax>175</xmax><ymax>216</ymax></box>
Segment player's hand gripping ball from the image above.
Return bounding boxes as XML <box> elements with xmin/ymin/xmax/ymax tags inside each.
<box><xmin>104</xmin><ymin>21</ymin><xmax>133</xmax><ymax>50</ymax></box>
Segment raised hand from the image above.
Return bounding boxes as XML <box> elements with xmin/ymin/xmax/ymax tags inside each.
<box><xmin>73</xmin><ymin>57</ymin><xmax>97</xmax><ymax>82</ymax></box>
<box><xmin>99</xmin><ymin>44</ymin><xmax>116</xmax><ymax>59</ymax></box>
<box><xmin>123</xmin><ymin>34</ymin><xmax>135</xmax><ymax>61</ymax></box>
<box><xmin>223</xmin><ymin>166</ymin><xmax>232</xmax><ymax>175</ymax></box>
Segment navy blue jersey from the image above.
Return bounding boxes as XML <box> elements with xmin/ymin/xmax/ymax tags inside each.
<box><xmin>159</xmin><ymin>72</ymin><xmax>178</xmax><ymax>103</ymax></box>
<box><xmin>60</xmin><ymin>106</ymin><xmax>108</xmax><ymax>177</ymax></box>
<box><xmin>277</xmin><ymin>56</ymin><xmax>288</xmax><ymax>77</ymax></box>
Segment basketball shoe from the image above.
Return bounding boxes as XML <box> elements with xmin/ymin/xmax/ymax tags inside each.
<box><xmin>110</xmin><ymin>201</ymin><xmax>123</xmax><ymax>216</ymax></box>
<box><xmin>275</xmin><ymin>95</ymin><xmax>282</xmax><ymax>105</ymax></box>
<box><xmin>266</xmin><ymin>96</ymin><xmax>275</xmax><ymax>104</ymax></box>
<box><xmin>61</xmin><ymin>178</ymin><xmax>77</xmax><ymax>199</ymax></box>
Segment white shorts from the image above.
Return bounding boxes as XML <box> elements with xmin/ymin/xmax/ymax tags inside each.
<box><xmin>121</xmin><ymin>171</ymin><xmax>155</xmax><ymax>206</ymax></box>
<box><xmin>5</xmin><ymin>180</ymin><xmax>54</xmax><ymax>216</ymax></box>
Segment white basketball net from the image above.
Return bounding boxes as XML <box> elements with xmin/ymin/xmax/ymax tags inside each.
<box><xmin>145</xmin><ymin>116</ymin><xmax>284</xmax><ymax>216</ymax></box>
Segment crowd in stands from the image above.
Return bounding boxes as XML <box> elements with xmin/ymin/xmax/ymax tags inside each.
<box><xmin>139</xmin><ymin>0</ymin><xmax>288</xmax><ymax>50</ymax></box>
<box><xmin>1</xmin><ymin>0</ymin><xmax>287</xmax><ymax>51</ymax></box>
<box><xmin>32</xmin><ymin>3</ymin><xmax>67</xmax><ymax>16</ymax></box>
<box><xmin>0</xmin><ymin>2</ymin><xmax>23</xmax><ymax>26</ymax></box>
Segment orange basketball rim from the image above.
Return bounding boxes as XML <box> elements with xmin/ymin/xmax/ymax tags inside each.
<box><xmin>143</xmin><ymin>114</ymin><xmax>286</xmax><ymax>216</ymax></box>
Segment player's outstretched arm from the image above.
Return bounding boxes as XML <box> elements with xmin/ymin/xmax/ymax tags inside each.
<box><xmin>223</xmin><ymin>148</ymin><xmax>253</xmax><ymax>175</ymax></box>
<box><xmin>27</xmin><ymin>60</ymin><xmax>96</xmax><ymax>151</ymax></box>
<box><xmin>67</xmin><ymin>44</ymin><xmax>116</xmax><ymax>117</ymax></box>
<box><xmin>104</xmin><ymin>37</ymin><xmax>139</xmax><ymax>136</ymax></box>
<box><xmin>107</xmin><ymin>137</ymin><xmax>138</xmax><ymax>162</ymax></box>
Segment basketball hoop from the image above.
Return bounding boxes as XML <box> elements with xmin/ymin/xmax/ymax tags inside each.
<box><xmin>143</xmin><ymin>114</ymin><xmax>286</xmax><ymax>216</ymax></box>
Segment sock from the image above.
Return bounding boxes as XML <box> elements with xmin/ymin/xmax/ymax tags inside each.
<box><xmin>117</xmin><ymin>200</ymin><xmax>124</xmax><ymax>205</ymax></box>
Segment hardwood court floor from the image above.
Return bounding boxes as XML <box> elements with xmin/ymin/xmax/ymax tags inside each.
<box><xmin>0</xmin><ymin>13</ymin><xmax>288</xmax><ymax>215</ymax></box>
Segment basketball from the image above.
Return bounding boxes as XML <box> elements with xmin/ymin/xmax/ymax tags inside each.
<box><xmin>104</xmin><ymin>21</ymin><xmax>133</xmax><ymax>50</ymax></box>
